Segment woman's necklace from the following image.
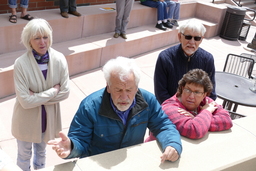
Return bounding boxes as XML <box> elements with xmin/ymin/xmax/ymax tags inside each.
<box><xmin>190</xmin><ymin>110</ymin><xmax>198</xmax><ymax>116</ymax></box>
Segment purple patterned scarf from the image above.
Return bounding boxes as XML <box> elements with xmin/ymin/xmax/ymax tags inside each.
<box><xmin>32</xmin><ymin>49</ymin><xmax>49</xmax><ymax>64</ymax></box>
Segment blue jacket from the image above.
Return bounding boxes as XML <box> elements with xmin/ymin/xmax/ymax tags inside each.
<box><xmin>154</xmin><ymin>44</ymin><xmax>216</xmax><ymax>104</ymax></box>
<box><xmin>66</xmin><ymin>88</ymin><xmax>182</xmax><ymax>159</ymax></box>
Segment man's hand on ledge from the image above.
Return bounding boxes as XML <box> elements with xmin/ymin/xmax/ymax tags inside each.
<box><xmin>161</xmin><ymin>146</ymin><xmax>179</xmax><ymax>163</ymax></box>
<box><xmin>47</xmin><ymin>131</ymin><xmax>71</xmax><ymax>159</ymax></box>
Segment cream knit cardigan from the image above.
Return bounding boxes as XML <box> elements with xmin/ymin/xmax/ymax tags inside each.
<box><xmin>12</xmin><ymin>47</ymin><xmax>70</xmax><ymax>143</ymax></box>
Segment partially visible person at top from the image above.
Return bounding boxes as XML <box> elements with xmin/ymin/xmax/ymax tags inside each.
<box><xmin>140</xmin><ymin>0</ymin><xmax>173</xmax><ymax>31</ymax></box>
<box><xmin>165</xmin><ymin>0</ymin><xmax>180</xmax><ymax>27</ymax></box>
<box><xmin>12</xmin><ymin>18</ymin><xmax>70</xmax><ymax>171</ymax></box>
<box><xmin>0</xmin><ymin>147</ymin><xmax>22</xmax><ymax>171</ymax></box>
<box><xmin>8</xmin><ymin>0</ymin><xmax>34</xmax><ymax>23</ymax></box>
<box><xmin>60</xmin><ymin>0</ymin><xmax>81</xmax><ymax>18</ymax></box>
<box><xmin>48</xmin><ymin>56</ymin><xmax>182</xmax><ymax>163</ymax></box>
<box><xmin>146</xmin><ymin>69</ymin><xmax>232</xmax><ymax>141</ymax></box>
<box><xmin>154</xmin><ymin>19</ymin><xmax>216</xmax><ymax>104</ymax></box>
<box><xmin>113</xmin><ymin>0</ymin><xmax>134</xmax><ymax>39</ymax></box>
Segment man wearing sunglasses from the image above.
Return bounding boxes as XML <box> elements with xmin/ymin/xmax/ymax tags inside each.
<box><xmin>146</xmin><ymin>69</ymin><xmax>232</xmax><ymax>140</ymax></box>
<box><xmin>154</xmin><ymin>19</ymin><xmax>216</xmax><ymax>104</ymax></box>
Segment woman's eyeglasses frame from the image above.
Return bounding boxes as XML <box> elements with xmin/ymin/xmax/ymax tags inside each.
<box><xmin>183</xmin><ymin>88</ymin><xmax>204</xmax><ymax>97</ymax></box>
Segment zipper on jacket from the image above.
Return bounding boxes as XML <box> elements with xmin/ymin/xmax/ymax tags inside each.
<box><xmin>118</xmin><ymin>108</ymin><xmax>145</xmax><ymax>148</ymax></box>
<box><xmin>186</xmin><ymin>56</ymin><xmax>191</xmax><ymax>72</ymax></box>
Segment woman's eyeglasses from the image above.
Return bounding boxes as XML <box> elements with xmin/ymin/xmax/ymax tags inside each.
<box><xmin>181</xmin><ymin>33</ymin><xmax>202</xmax><ymax>41</ymax></box>
<box><xmin>183</xmin><ymin>88</ymin><xmax>204</xmax><ymax>97</ymax></box>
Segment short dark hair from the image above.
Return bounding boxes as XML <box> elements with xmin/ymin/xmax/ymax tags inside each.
<box><xmin>176</xmin><ymin>69</ymin><xmax>213</xmax><ymax>97</ymax></box>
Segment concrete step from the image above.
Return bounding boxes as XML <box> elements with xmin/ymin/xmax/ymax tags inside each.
<box><xmin>0</xmin><ymin>2</ymin><xmax>156</xmax><ymax>55</ymax></box>
<box><xmin>0</xmin><ymin>1</ymin><xmax>226</xmax><ymax>99</ymax></box>
<box><xmin>0</xmin><ymin>1</ymin><xmax>225</xmax><ymax>55</ymax></box>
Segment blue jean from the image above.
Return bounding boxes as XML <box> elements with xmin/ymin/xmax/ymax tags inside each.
<box><xmin>165</xmin><ymin>0</ymin><xmax>180</xmax><ymax>20</ymax></box>
<box><xmin>60</xmin><ymin>0</ymin><xmax>77</xmax><ymax>12</ymax></box>
<box><xmin>115</xmin><ymin>0</ymin><xmax>134</xmax><ymax>34</ymax></box>
<box><xmin>16</xmin><ymin>137</ymin><xmax>46</xmax><ymax>171</ymax></box>
<box><xmin>8</xmin><ymin>0</ymin><xmax>29</xmax><ymax>8</ymax></box>
<box><xmin>141</xmin><ymin>0</ymin><xmax>168</xmax><ymax>21</ymax></box>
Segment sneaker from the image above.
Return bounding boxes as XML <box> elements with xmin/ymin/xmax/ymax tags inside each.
<box><xmin>170</xmin><ymin>20</ymin><xmax>179</xmax><ymax>27</ymax></box>
<box><xmin>155</xmin><ymin>23</ymin><xmax>167</xmax><ymax>31</ymax></box>
<box><xmin>163</xmin><ymin>21</ymin><xmax>173</xmax><ymax>29</ymax></box>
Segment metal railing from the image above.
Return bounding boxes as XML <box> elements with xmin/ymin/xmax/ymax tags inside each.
<box><xmin>233</xmin><ymin>0</ymin><xmax>242</xmax><ymax>6</ymax></box>
<box><xmin>244</xmin><ymin>7</ymin><xmax>256</xmax><ymax>21</ymax></box>
<box><xmin>211</xmin><ymin>0</ymin><xmax>242</xmax><ymax>5</ymax></box>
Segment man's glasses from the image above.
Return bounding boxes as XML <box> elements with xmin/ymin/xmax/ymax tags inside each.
<box><xmin>183</xmin><ymin>88</ymin><xmax>204</xmax><ymax>97</ymax></box>
<box><xmin>181</xmin><ymin>33</ymin><xmax>202</xmax><ymax>41</ymax></box>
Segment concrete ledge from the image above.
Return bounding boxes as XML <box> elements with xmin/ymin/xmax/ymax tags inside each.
<box><xmin>38</xmin><ymin>115</ymin><xmax>256</xmax><ymax>171</ymax></box>
<box><xmin>0</xmin><ymin>70</ymin><xmax>14</xmax><ymax>99</ymax></box>
<box><xmin>222</xmin><ymin>157</ymin><xmax>256</xmax><ymax>171</ymax></box>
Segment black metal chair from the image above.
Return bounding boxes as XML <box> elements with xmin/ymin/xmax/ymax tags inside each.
<box><xmin>240</xmin><ymin>53</ymin><xmax>256</xmax><ymax>64</ymax></box>
<box><xmin>228</xmin><ymin>110</ymin><xmax>246</xmax><ymax>120</ymax></box>
<box><xmin>240</xmin><ymin>52</ymin><xmax>256</xmax><ymax>79</ymax></box>
<box><xmin>223</xmin><ymin>53</ymin><xmax>255</xmax><ymax>78</ymax></box>
<box><xmin>222</xmin><ymin>53</ymin><xmax>255</xmax><ymax>111</ymax></box>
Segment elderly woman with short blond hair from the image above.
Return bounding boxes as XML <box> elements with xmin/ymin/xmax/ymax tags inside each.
<box><xmin>12</xmin><ymin>18</ymin><xmax>70</xmax><ymax>171</ymax></box>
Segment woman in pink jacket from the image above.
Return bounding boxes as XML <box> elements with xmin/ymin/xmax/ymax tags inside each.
<box><xmin>146</xmin><ymin>69</ymin><xmax>233</xmax><ymax>140</ymax></box>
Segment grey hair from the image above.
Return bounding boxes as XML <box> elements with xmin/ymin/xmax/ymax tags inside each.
<box><xmin>178</xmin><ymin>19</ymin><xmax>206</xmax><ymax>36</ymax></box>
<box><xmin>21</xmin><ymin>18</ymin><xmax>53</xmax><ymax>51</ymax></box>
<box><xmin>102</xmin><ymin>56</ymin><xmax>141</xmax><ymax>87</ymax></box>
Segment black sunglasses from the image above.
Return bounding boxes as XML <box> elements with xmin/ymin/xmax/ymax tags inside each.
<box><xmin>181</xmin><ymin>33</ymin><xmax>202</xmax><ymax>41</ymax></box>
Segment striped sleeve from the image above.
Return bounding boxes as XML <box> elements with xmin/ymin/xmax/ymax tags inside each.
<box><xmin>207</xmin><ymin>98</ymin><xmax>233</xmax><ymax>131</ymax></box>
<box><xmin>162</xmin><ymin>96</ymin><xmax>212</xmax><ymax>139</ymax></box>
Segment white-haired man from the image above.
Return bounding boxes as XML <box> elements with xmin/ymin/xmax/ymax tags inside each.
<box><xmin>48</xmin><ymin>57</ymin><xmax>182</xmax><ymax>163</ymax></box>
